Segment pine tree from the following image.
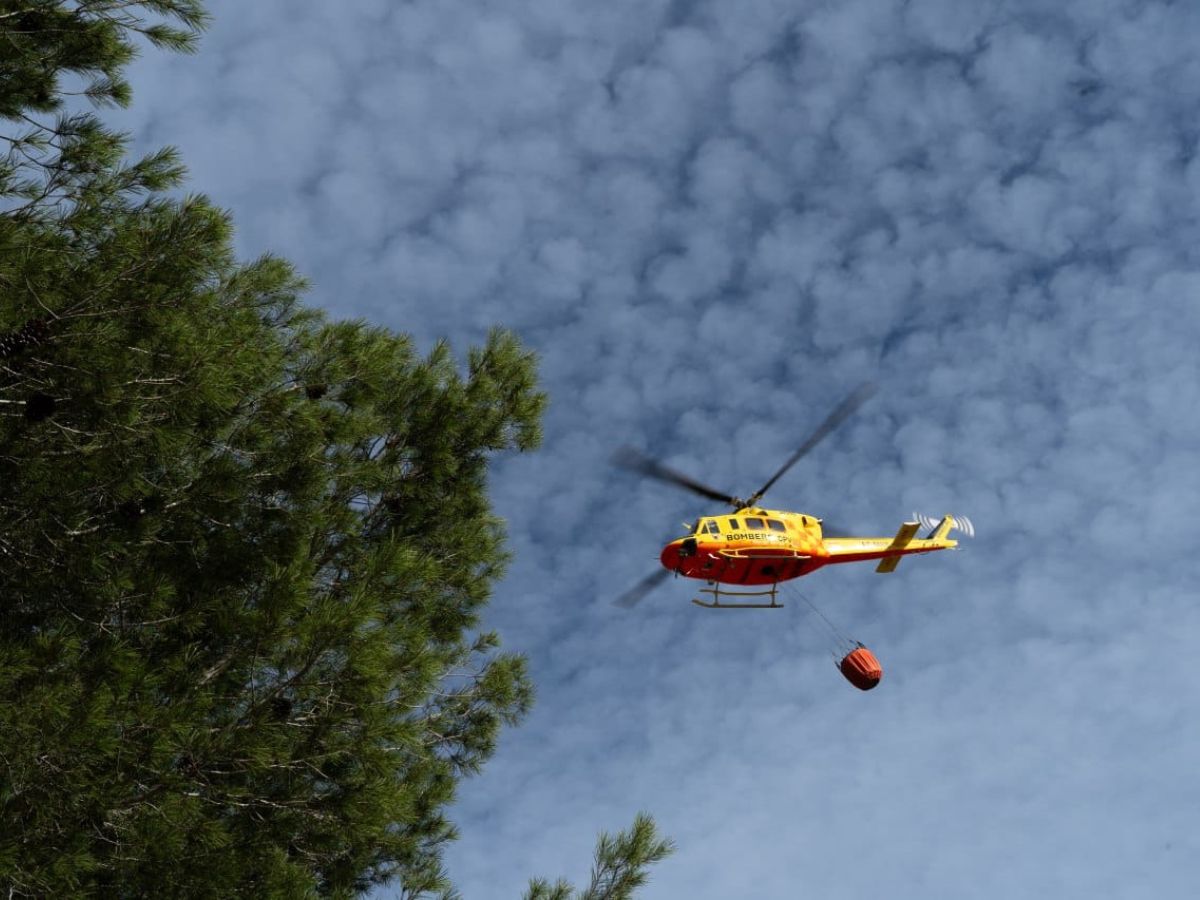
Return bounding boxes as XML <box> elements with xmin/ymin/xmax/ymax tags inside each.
<box><xmin>0</xmin><ymin>189</ymin><xmax>546</xmax><ymax>895</ymax></box>
<box><xmin>1</xmin><ymin>0</ymin><xmax>203</xmax><ymax>222</ymax></box>
<box><xmin>1</xmin><ymin>3</ymin><xmax>674</xmax><ymax>897</ymax></box>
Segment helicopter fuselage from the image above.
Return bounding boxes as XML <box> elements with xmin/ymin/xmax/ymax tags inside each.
<box><xmin>661</xmin><ymin>508</ymin><xmax>959</xmax><ymax>585</ymax></box>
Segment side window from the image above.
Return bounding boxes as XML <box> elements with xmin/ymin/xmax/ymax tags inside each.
<box><xmin>728</xmin><ymin>518</ymin><xmax>739</xmax><ymax>530</ymax></box>
<box><xmin>706</xmin><ymin>520</ymin><xmax>720</xmax><ymax>536</ymax></box>
<box><xmin>767</xmin><ymin>519</ymin><xmax>786</xmax><ymax>532</ymax></box>
<box><xmin>745</xmin><ymin>517</ymin><xmax>764</xmax><ymax>530</ymax></box>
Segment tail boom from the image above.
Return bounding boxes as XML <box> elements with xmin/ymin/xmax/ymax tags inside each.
<box><xmin>822</xmin><ymin>518</ymin><xmax>961</xmax><ymax>573</ymax></box>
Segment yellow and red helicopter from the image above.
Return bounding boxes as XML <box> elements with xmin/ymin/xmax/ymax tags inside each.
<box><xmin>613</xmin><ymin>383</ymin><xmax>973</xmax><ymax>610</ymax></box>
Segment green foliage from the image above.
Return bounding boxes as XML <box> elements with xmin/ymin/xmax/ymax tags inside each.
<box><xmin>0</xmin><ymin>4</ymin><xmax>673</xmax><ymax>898</ymax></box>
<box><xmin>525</xmin><ymin>814</ymin><xmax>676</xmax><ymax>900</ymax></box>
<box><xmin>0</xmin><ymin>187</ymin><xmax>546</xmax><ymax>895</ymax></box>
<box><xmin>1</xmin><ymin>1</ymin><xmax>205</xmax><ymax>219</ymax></box>
<box><xmin>0</xmin><ymin>113</ymin><xmax>548</xmax><ymax>890</ymax></box>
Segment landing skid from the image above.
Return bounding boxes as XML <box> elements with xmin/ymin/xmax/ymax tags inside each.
<box><xmin>691</xmin><ymin>581</ymin><xmax>783</xmax><ymax>609</ymax></box>
<box><xmin>690</xmin><ymin>549</ymin><xmax>810</xmax><ymax>609</ymax></box>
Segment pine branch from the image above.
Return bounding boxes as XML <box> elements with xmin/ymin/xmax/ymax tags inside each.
<box><xmin>524</xmin><ymin>815</ymin><xmax>675</xmax><ymax>900</ymax></box>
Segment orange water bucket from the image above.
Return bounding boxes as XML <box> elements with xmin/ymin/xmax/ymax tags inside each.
<box><xmin>839</xmin><ymin>645</ymin><xmax>883</xmax><ymax>691</ymax></box>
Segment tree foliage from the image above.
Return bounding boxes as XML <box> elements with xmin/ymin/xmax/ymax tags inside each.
<box><xmin>0</xmin><ymin>3</ymin><xmax>674</xmax><ymax>898</ymax></box>
<box><xmin>1</xmin><ymin>189</ymin><xmax>546</xmax><ymax>895</ymax></box>
<box><xmin>1</xmin><ymin>0</ymin><xmax>203</xmax><ymax>220</ymax></box>
<box><xmin>524</xmin><ymin>815</ymin><xmax>675</xmax><ymax>900</ymax></box>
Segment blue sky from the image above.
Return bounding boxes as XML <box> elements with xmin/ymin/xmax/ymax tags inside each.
<box><xmin>113</xmin><ymin>1</ymin><xmax>1199</xmax><ymax>896</ymax></box>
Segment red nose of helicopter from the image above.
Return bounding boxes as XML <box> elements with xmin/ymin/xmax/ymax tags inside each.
<box><xmin>661</xmin><ymin>537</ymin><xmax>697</xmax><ymax>571</ymax></box>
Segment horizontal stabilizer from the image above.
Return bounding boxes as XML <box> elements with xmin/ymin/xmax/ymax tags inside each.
<box><xmin>875</xmin><ymin>555</ymin><xmax>903</xmax><ymax>574</ymax></box>
<box><xmin>875</xmin><ymin>521</ymin><xmax>920</xmax><ymax>574</ymax></box>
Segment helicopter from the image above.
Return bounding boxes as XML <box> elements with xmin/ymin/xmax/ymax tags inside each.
<box><xmin>613</xmin><ymin>383</ymin><xmax>973</xmax><ymax>610</ymax></box>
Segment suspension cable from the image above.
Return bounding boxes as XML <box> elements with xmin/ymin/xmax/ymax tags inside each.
<box><xmin>785</xmin><ymin>583</ymin><xmax>857</xmax><ymax>654</ymax></box>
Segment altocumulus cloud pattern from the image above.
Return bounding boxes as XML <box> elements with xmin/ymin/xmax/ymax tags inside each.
<box><xmin>115</xmin><ymin>0</ymin><xmax>1200</xmax><ymax>897</ymax></box>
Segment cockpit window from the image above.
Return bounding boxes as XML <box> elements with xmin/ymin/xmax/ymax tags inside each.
<box><xmin>744</xmin><ymin>517</ymin><xmax>764</xmax><ymax>530</ymax></box>
<box><xmin>706</xmin><ymin>520</ymin><xmax>720</xmax><ymax>536</ymax></box>
<box><xmin>767</xmin><ymin>519</ymin><xmax>786</xmax><ymax>532</ymax></box>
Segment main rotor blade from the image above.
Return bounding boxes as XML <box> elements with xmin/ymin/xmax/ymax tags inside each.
<box><xmin>746</xmin><ymin>382</ymin><xmax>878</xmax><ymax>506</ymax></box>
<box><xmin>614</xmin><ymin>568</ymin><xmax>673</xmax><ymax>608</ymax></box>
<box><xmin>612</xmin><ymin>447</ymin><xmax>740</xmax><ymax>506</ymax></box>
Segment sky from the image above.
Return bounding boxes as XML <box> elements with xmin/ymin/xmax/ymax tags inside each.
<box><xmin>111</xmin><ymin>1</ymin><xmax>1199</xmax><ymax>897</ymax></box>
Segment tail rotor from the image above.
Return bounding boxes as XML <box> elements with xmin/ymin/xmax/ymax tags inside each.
<box><xmin>914</xmin><ymin>513</ymin><xmax>975</xmax><ymax>539</ymax></box>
